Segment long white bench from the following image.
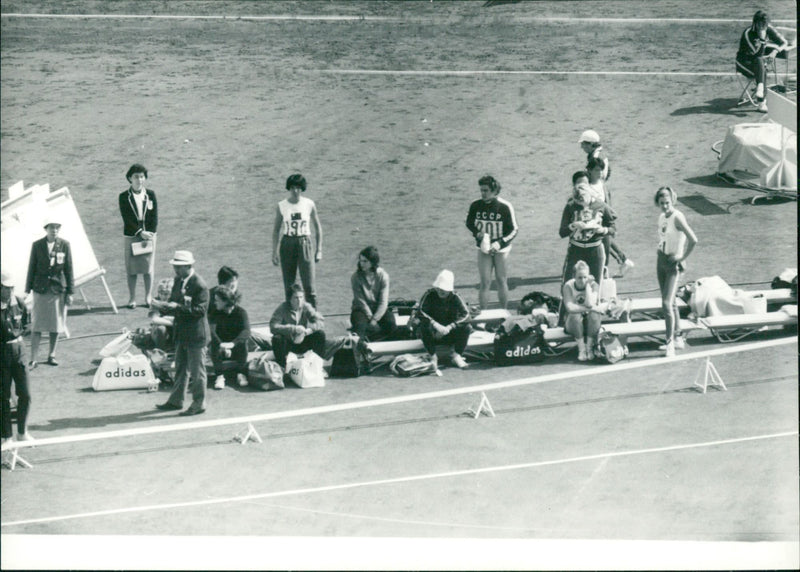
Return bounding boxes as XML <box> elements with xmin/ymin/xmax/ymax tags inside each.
<box><xmin>700</xmin><ymin>310</ymin><xmax>797</xmax><ymax>342</ymax></box>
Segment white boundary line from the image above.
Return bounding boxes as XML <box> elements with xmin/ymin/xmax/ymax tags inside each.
<box><xmin>0</xmin><ymin>13</ymin><xmax>795</xmax><ymax>26</ymax></box>
<box><xmin>2</xmin><ymin>430</ymin><xmax>796</xmax><ymax>528</ymax></box>
<box><xmin>1</xmin><ymin>336</ymin><xmax>795</xmax><ymax>452</ymax></box>
<box><xmin>314</xmin><ymin>70</ymin><xmax>736</xmax><ymax>77</ymax></box>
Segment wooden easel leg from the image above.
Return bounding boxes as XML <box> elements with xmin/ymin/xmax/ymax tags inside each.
<box><xmin>101</xmin><ymin>275</ymin><xmax>119</xmax><ymax>314</ymax></box>
<box><xmin>3</xmin><ymin>449</ymin><xmax>33</xmax><ymax>470</ymax></box>
<box><xmin>79</xmin><ymin>287</ymin><xmax>92</xmax><ymax>310</ymax></box>
<box><xmin>234</xmin><ymin>422</ymin><xmax>263</xmax><ymax>445</ymax></box>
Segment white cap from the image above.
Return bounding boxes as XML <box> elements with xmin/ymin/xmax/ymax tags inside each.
<box><xmin>43</xmin><ymin>217</ymin><xmax>61</xmax><ymax>229</ymax></box>
<box><xmin>579</xmin><ymin>129</ymin><xmax>601</xmax><ymax>144</ymax></box>
<box><xmin>432</xmin><ymin>270</ymin><xmax>454</xmax><ymax>292</ymax></box>
<box><xmin>1</xmin><ymin>271</ymin><xmax>14</xmax><ymax>288</ymax></box>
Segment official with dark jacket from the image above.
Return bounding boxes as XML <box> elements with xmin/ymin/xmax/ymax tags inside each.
<box><xmin>119</xmin><ymin>163</ymin><xmax>159</xmax><ymax>308</ymax></box>
<box><xmin>153</xmin><ymin>251</ymin><xmax>210</xmax><ymax>416</ymax></box>
<box><xmin>24</xmin><ymin>218</ymin><xmax>73</xmax><ymax>367</ymax></box>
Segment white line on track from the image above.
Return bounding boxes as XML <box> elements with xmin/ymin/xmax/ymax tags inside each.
<box><xmin>314</xmin><ymin>70</ymin><xmax>736</xmax><ymax>77</ymax></box>
<box><xmin>0</xmin><ymin>13</ymin><xmax>795</xmax><ymax>27</ymax></box>
<box><xmin>2</xmin><ymin>430</ymin><xmax>796</xmax><ymax>528</ymax></box>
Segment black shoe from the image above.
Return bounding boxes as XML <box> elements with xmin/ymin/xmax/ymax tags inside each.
<box><xmin>178</xmin><ymin>408</ymin><xmax>206</xmax><ymax>417</ymax></box>
<box><xmin>156</xmin><ymin>402</ymin><xmax>182</xmax><ymax>411</ymax></box>
<box><xmin>28</xmin><ymin>361</ymin><xmax>37</xmax><ymax>370</ymax></box>
<box><xmin>45</xmin><ymin>356</ymin><xmax>59</xmax><ymax>366</ymax></box>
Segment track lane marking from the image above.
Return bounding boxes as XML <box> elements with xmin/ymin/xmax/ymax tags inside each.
<box><xmin>3</xmin><ymin>430</ymin><xmax>796</xmax><ymax>528</ymax></box>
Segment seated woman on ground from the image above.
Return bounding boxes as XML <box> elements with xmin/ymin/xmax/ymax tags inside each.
<box><xmin>562</xmin><ymin>260</ymin><xmax>602</xmax><ymax>362</ymax></box>
<box><xmin>415</xmin><ymin>270</ymin><xmax>472</xmax><ymax>370</ymax></box>
<box><xmin>350</xmin><ymin>246</ymin><xmax>396</xmax><ymax>342</ymax></box>
<box><xmin>269</xmin><ymin>284</ymin><xmax>326</xmax><ymax>368</ymax></box>
<box><xmin>209</xmin><ymin>285</ymin><xmax>251</xmax><ymax>389</ymax></box>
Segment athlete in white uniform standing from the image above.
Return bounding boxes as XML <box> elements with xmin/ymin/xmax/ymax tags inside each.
<box><xmin>655</xmin><ymin>186</ymin><xmax>697</xmax><ymax>357</ymax></box>
<box><xmin>272</xmin><ymin>173</ymin><xmax>323</xmax><ymax>307</ymax></box>
<box><xmin>465</xmin><ymin>175</ymin><xmax>518</xmax><ymax>309</ymax></box>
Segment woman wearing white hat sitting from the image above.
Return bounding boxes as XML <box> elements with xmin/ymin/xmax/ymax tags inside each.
<box><xmin>25</xmin><ymin>218</ymin><xmax>73</xmax><ymax>367</ymax></box>
<box><xmin>416</xmin><ymin>270</ymin><xmax>472</xmax><ymax>369</ymax></box>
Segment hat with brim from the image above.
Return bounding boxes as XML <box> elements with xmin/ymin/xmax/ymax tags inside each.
<box><xmin>0</xmin><ymin>271</ymin><xmax>14</xmax><ymax>288</ymax></box>
<box><xmin>169</xmin><ymin>250</ymin><xmax>195</xmax><ymax>265</ymax></box>
<box><xmin>43</xmin><ymin>217</ymin><xmax>61</xmax><ymax>229</ymax></box>
<box><xmin>432</xmin><ymin>269</ymin><xmax>455</xmax><ymax>292</ymax></box>
<box><xmin>579</xmin><ymin>130</ymin><xmax>600</xmax><ymax>144</ymax></box>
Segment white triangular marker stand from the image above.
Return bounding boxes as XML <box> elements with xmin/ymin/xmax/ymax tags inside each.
<box><xmin>234</xmin><ymin>422</ymin><xmax>263</xmax><ymax>445</ymax></box>
<box><xmin>693</xmin><ymin>357</ymin><xmax>727</xmax><ymax>393</ymax></box>
<box><xmin>466</xmin><ymin>392</ymin><xmax>496</xmax><ymax>419</ymax></box>
<box><xmin>2</xmin><ymin>448</ymin><xmax>33</xmax><ymax>471</ymax></box>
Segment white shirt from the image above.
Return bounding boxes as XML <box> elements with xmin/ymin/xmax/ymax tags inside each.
<box><xmin>278</xmin><ymin>197</ymin><xmax>314</xmax><ymax>237</ymax></box>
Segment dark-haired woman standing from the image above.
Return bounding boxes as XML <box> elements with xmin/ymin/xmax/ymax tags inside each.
<box><xmin>119</xmin><ymin>163</ymin><xmax>158</xmax><ymax>308</ymax></box>
<box><xmin>350</xmin><ymin>246</ymin><xmax>395</xmax><ymax>341</ymax></box>
<box><xmin>271</xmin><ymin>173</ymin><xmax>323</xmax><ymax>307</ymax></box>
<box><xmin>465</xmin><ymin>175</ymin><xmax>518</xmax><ymax>309</ymax></box>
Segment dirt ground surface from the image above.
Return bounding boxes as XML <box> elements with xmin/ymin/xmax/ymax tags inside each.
<box><xmin>1</xmin><ymin>1</ymin><xmax>798</xmax><ymax>570</ymax></box>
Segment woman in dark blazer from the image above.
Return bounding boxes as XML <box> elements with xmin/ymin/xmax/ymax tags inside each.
<box><xmin>25</xmin><ymin>218</ymin><xmax>74</xmax><ymax>367</ymax></box>
<box><xmin>119</xmin><ymin>163</ymin><xmax>158</xmax><ymax>308</ymax></box>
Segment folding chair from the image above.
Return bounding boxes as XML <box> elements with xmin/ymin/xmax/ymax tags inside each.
<box><xmin>775</xmin><ymin>45</ymin><xmax>797</xmax><ymax>94</ymax></box>
<box><xmin>735</xmin><ymin>57</ymin><xmax>779</xmax><ymax>107</ymax></box>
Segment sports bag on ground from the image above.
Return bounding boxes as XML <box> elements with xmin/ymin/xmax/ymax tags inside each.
<box><xmin>595</xmin><ymin>330</ymin><xmax>628</xmax><ymax>364</ymax></box>
<box><xmin>93</xmin><ymin>351</ymin><xmax>159</xmax><ymax>391</ymax></box>
<box><xmin>286</xmin><ymin>351</ymin><xmax>326</xmax><ymax>388</ymax></box>
<box><xmin>493</xmin><ymin>320</ymin><xmax>547</xmax><ymax>366</ymax></box>
<box><xmin>330</xmin><ymin>335</ymin><xmax>371</xmax><ymax>378</ymax></box>
<box><xmin>389</xmin><ymin>353</ymin><xmax>439</xmax><ymax>377</ymax></box>
<box><xmin>247</xmin><ymin>353</ymin><xmax>285</xmax><ymax>390</ymax></box>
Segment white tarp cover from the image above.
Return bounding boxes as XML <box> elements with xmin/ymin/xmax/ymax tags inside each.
<box><xmin>717</xmin><ymin>123</ymin><xmax>797</xmax><ymax>190</ymax></box>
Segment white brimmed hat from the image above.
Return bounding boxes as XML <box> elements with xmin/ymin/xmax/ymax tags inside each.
<box><xmin>578</xmin><ymin>129</ymin><xmax>601</xmax><ymax>144</ymax></box>
<box><xmin>43</xmin><ymin>217</ymin><xmax>61</xmax><ymax>229</ymax></box>
<box><xmin>169</xmin><ymin>250</ymin><xmax>195</xmax><ymax>265</ymax></box>
<box><xmin>432</xmin><ymin>269</ymin><xmax>454</xmax><ymax>292</ymax></box>
<box><xmin>0</xmin><ymin>271</ymin><xmax>14</xmax><ymax>288</ymax></box>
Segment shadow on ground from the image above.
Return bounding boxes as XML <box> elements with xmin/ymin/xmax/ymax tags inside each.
<box><xmin>671</xmin><ymin>98</ymin><xmax>759</xmax><ymax>117</ymax></box>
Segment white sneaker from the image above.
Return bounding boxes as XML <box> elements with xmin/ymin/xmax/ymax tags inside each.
<box><xmin>619</xmin><ymin>259</ymin><xmax>635</xmax><ymax>276</ymax></box>
<box><xmin>757</xmin><ymin>100</ymin><xmax>768</xmax><ymax>113</ymax></box>
<box><xmin>237</xmin><ymin>374</ymin><xmax>249</xmax><ymax>387</ymax></box>
<box><xmin>214</xmin><ymin>378</ymin><xmax>225</xmax><ymax>390</ymax></box>
<box><xmin>17</xmin><ymin>432</ymin><xmax>34</xmax><ymax>442</ymax></box>
<box><xmin>664</xmin><ymin>341</ymin><xmax>675</xmax><ymax>358</ymax></box>
<box><xmin>578</xmin><ymin>348</ymin><xmax>589</xmax><ymax>361</ymax></box>
<box><xmin>586</xmin><ymin>346</ymin><xmax>595</xmax><ymax>360</ymax></box>
<box><xmin>450</xmin><ymin>353</ymin><xmax>468</xmax><ymax>369</ymax></box>
<box><xmin>659</xmin><ymin>336</ymin><xmax>686</xmax><ymax>351</ymax></box>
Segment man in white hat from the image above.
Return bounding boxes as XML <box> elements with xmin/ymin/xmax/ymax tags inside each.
<box><xmin>415</xmin><ymin>270</ymin><xmax>472</xmax><ymax>369</ymax></box>
<box><xmin>152</xmin><ymin>251</ymin><xmax>210</xmax><ymax>416</ymax></box>
<box><xmin>579</xmin><ymin>129</ymin><xmax>611</xmax><ymax>182</ymax></box>
<box><xmin>2</xmin><ymin>270</ymin><xmax>33</xmax><ymax>444</ymax></box>
<box><xmin>25</xmin><ymin>217</ymin><xmax>73</xmax><ymax>368</ymax></box>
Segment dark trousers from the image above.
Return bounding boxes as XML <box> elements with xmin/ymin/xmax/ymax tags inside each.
<box><xmin>737</xmin><ymin>54</ymin><xmax>769</xmax><ymax>85</ymax></box>
<box><xmin>420</xmin><ymin>322</ymin><xmax>471</xmax><ymax>355</ymax></box>
<box><xmin>2</xmin><ymin>342</ymin><xmax>31</xmax><ymax>438</ymax></box>
<box><xmin>210</xmin><ymin>341</ymin><xmax>248</xmax><ymax>382</ymax></box>
<box><xmin>271</xmin><ymin>331</ymin><xmax>326</xmax><ymax>367</ymax></box>
<box><xmin>350</xmin><ymin>309</ymin><xmax>397</xmax><ymax>341</ymax></box>
<box><xmin>279</xmin><ymin>236</ymin><xmax>317</xmax><ymax>307</ymax></box>
<box><xmin>603</xmin><ymin>235</ymin><xmax>627</xmax><ymax>265</ymax></box>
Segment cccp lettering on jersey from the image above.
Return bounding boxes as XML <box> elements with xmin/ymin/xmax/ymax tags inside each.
<box><xmin>475</xmin><ymin>212</ymin><xmax>501</xmax><ymax>220</ymax></box>
<box><xmin>505</xmin><ymin>344</ymin><xmax>542</xmax><ymax>358</ymax></box>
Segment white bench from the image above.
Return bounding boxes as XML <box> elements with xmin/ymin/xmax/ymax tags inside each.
<box><xmin>628</xmin><ymin>288</ymin><xmax>795</xmax><ymax>315</ymax></box>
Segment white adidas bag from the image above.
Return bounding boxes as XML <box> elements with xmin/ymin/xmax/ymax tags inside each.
<box><xmin>285</xmin><ymin>351</ymin><xmax>326</xmax><ymax>388</ymax></box>
<box><xmin>93</xmin><ymin>352</ymin><xmax>159</xmax><ymax>391</ymax></box>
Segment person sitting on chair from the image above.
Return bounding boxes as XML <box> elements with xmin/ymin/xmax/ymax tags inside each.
<box><xmin>209</xmin><ymin>285</ymin><xmax>251</xmax><ymax>390</ymax></box>
<box><xmin>415</xmin><ymin>270</ymin><xmax>472</xmax><ymax>369</ymax></box>
<box><xmin>269</xmin><ymin>284</ymin><xmax>326</xmax><ymax>368</ymax></box>
<box><xmin>736</xmin><ymin>10</ymin><xmax>789</xmax><ymax>112</ymax></box>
